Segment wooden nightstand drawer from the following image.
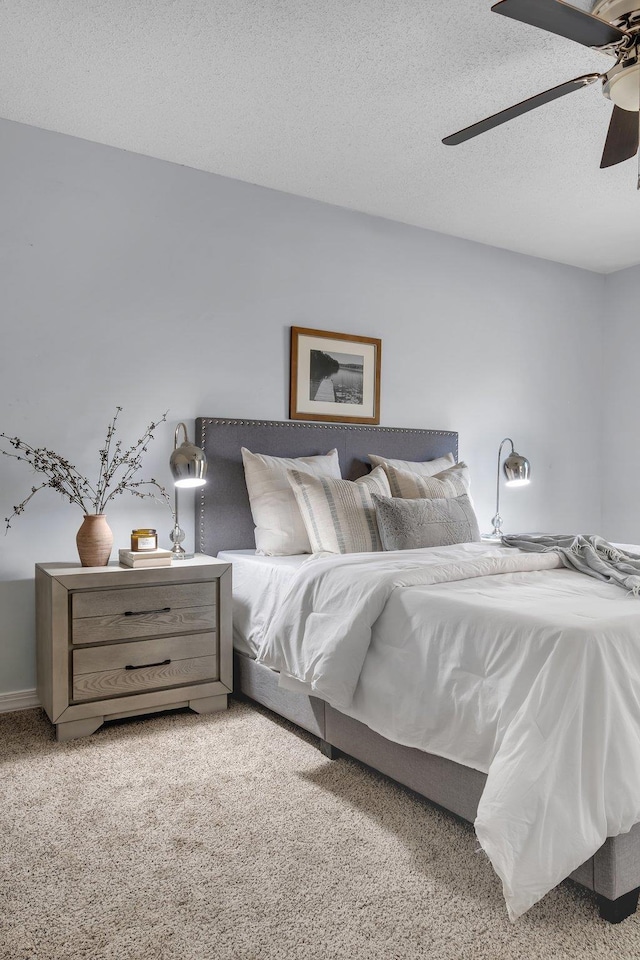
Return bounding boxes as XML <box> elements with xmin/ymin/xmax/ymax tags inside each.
<box><xmin>72</xmin><ymin>604</ymin><xmax>217</xmax><ymax>645</ymax></box>
<box><xmin>71</xmin><ymin>582</ymin><xmax>215</xmax><ymax>645</ymax></box>
<box><xmin>72</xmin><ymin>632</ymin><xmax>217</xmax><ymax>701</ymax></box>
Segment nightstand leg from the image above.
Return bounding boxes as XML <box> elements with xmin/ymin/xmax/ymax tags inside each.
<box><xmin>189</xmin><ymin>694</ymin><xmax>227</xmax><ymax>715</ymax></box>
<box><xmin>56</xmin><ymin>716</ymin><xmax>104</xmax><ymax>742</ymax></box>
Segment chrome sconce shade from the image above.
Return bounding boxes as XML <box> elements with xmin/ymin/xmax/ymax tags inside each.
<box><xmin>503</xmin><ymin>450</ymin><xmax>530</xmax><ymax>487</ymax></box>
<box><xmin>169</xmin><ymin>422</ymin><xmax>207</xmax><ymax>558</ymax></box>
<box><xmin>489</xmin><ymin>437</ymin><xmax>531</xmax><ymax>539</ymax></box>
<box><xmin>170</xmin><ymin>423</ymin><xmax>207</xmax><ymax>488</ymax></box>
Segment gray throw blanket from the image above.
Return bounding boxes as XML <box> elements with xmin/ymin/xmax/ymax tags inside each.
<box><xmin>501</xmin><ymin>534</ymin><xmax>640</xmax><ymax>596</ymax></box>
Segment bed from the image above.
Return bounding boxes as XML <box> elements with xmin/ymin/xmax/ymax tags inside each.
<box><xmin>194</xmin><ymin>416</ymin><xmax>640</xmax><ymax>924</ymax></box>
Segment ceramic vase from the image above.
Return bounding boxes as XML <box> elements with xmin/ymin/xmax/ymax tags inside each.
<box><xmin>76</xmin><ymin>514</ymin><xmax>113</xmax><ymax>567</ymax></box>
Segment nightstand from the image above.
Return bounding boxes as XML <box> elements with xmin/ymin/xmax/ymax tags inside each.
<box><xmin>36</xmin><ymin>555</ymin><xmax>232</xmax><ymax>742</ymax></box>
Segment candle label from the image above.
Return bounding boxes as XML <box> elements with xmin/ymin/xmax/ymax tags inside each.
<box><xmin>136</xmin><ymin>536</ymin><xmax>156</xmax><ymax>550</ymax></box>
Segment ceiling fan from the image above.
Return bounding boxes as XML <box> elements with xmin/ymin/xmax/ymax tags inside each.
<box><xmin>443</xmin><ymin>0</ymin><xmax>640</xmax><ymax>183</ymax></box>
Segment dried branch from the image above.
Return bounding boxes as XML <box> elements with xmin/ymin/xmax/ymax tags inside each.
<box><xmin>1</xmin><ymin>409</ymin><xmax>172</xmax><ymax>532</ymax></box>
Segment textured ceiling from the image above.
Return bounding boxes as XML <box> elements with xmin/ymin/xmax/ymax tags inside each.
<box><xmin>1</xmin><ymin>0</ymin><xmax>638</xmax><ymax>272</ymax></box>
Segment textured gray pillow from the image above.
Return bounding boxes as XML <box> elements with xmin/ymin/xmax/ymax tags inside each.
<box><xmin>373</xmin><ymin>493</ymin><xmax>481</xmax><ymax>551</ymax></box>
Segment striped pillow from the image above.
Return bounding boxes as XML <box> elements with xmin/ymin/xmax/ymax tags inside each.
<box><xmin>368</xmin><ymin>452</ymin><xmax>455</xmax><ymax>497</ymax></box>
<box><xmin>288</xmin><ymin>466</ymin><xmax>391</xmax><ymax>554</ymax></box>
<box><xmin>384</xmin><ymin>462</ymin><xmax>471</xmax><ymax>500</ymax></box>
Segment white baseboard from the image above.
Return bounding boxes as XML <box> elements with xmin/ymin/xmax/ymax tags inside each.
<box><xmin>0</xmin><ymin>688</ymin><xmax>39</xmax><ymax>714</ymax></box>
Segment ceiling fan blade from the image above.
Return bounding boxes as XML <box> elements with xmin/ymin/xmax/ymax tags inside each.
<box><xmin>600</xmin><ymin>106</ymin><xmax>639</xmax><ymax>168</ymax></box>
<box><xmin>492</xmin><ymin>0</ymin><xmax>626</xmax><ymax>49</ymax></box>
<box><xmin>442</xmin><ymin>74</ymin><xmax>601</xmax><ymax>146</ymax></box>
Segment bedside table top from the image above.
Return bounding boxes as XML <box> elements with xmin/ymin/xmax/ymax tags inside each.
<box><xmin>36</xmin><ymin>554</ymin><xmax>230</xmax><ymax>589</ymax></box>
<box><xmin>37</xmin><ymin>553</ymin><xmax>224</xmax><ymax>574</ymax></box>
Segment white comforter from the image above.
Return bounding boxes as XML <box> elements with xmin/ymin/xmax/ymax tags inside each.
<box><xmin>257</xmin><ymin>542</ymin><xmax>640</xmax><ymax>919</ymax></box>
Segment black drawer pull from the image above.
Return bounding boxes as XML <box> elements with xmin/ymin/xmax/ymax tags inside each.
<box><xmin>124</xmin><ymin>607</ymin><xmax>171</xmax><ymax>617</ymax></box>
<box><xmin>125</xmin><ymin>658</ymin><xmax>171</xmax><ymax>671</ymax></box>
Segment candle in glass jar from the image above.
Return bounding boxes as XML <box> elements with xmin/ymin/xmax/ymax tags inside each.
<box><xmin>131</xmin><ymin>528</ymin><xmax>158</xmax><ymax>551</ymax></box>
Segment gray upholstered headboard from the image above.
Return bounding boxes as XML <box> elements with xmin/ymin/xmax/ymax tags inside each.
<box><xmin>195</xmin><ymin>417</ymin><xmax>458</xmax><ymax>556</ymax></box>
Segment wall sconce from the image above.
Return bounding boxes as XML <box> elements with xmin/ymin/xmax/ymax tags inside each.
<box><xmin>169</xmin><ymin>422</ymin><xmax>207</xmax><ymax>559</ymax></box>
<box><xmin>488</xmin><ymin>437</ymin><xmax>531</xmax><ymax>539</ymax></box>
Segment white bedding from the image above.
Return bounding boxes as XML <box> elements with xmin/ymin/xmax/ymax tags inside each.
<box><xmin>256</xmin><ymin>542</ymin><xmax>640</xmax><ymax>920</ymax></box>
<box><xmin>217</xmin><ymin>550</ymin><xmax>310</xmax><ymax>656</ymax></box>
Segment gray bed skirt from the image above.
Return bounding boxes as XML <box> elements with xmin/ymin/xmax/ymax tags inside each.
<box><xmin>235</xmin><ymin>651</ymin><xmax>640</xmax><ymax>906</ymax></box>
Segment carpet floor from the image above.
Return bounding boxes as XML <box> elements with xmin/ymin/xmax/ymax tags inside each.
<box><xmin>1</xmin><ymin>699</ymin><xmax>639</xmax><ymax>960</ymax></box>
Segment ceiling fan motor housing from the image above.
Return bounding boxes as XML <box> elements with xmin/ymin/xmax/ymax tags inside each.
<box><xmin>592</xmin><ymin>1</ymin><xmax>640</xmax><ymax>111</ymax></box>
<box><xmin>603</xmin><ymin>57</ymin><xmax>640</xmax><ymax>110</ymax></box>
<box><xmin>592</xmin><ymin>0</ymin><xmax>640</xmax><ymax>26</ymax></box>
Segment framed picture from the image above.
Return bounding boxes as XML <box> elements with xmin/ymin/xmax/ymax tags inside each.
<box><xmin>290</xmin><ymin>326</ymin><xmax>381</xmax><ymax>424</ymax></box>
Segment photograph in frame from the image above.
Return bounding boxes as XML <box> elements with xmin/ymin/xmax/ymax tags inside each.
<box><xmin>290</xmin><ymin>327</ymin><xmax>381</xmax><ymax>424</ymax></box>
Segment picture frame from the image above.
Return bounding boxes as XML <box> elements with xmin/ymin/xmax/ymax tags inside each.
<box><xmin>289</xmin><ymin>326</ymin><xmax>381</xmax><ymax>424</ymax></box>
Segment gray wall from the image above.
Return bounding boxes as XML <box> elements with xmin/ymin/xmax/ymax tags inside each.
<box><xmin>602</xmin><ymin>263</ymin><xmax>640</xmax><ymax>543</ymax></box>
<box><xmin>0</xmin><ymin>119</ymin><xmax>605</xmax><ymax>697</ymax></box>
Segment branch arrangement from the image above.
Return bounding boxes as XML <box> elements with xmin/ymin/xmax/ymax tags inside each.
<box><xmin>1</xmin><ymin>407</ymin><xmax>173</xmax><ymax>531</ymax></box>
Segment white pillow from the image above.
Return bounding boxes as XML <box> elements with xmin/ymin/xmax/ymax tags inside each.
<box><xmin>241</xmin><ymin>447</ymin><xmax>341</xmax><ymax>556</ymax></box>
<box><xmin>368</xmin><ymin>452</ymin><xmax>455</xmax><ymax>497</ymax></box>
<box><xmin>383</xmin><ymin>462</ymin><xmax>471</xmax><ymax>500</ymax></box>
<box><xmin>287</xmin><ymin>466</ymin><xmax>391</xmax><ymax>554</ymax></box>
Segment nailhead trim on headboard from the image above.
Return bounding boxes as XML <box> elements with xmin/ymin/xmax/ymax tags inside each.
<box><xmin>199</xmin><ymin>417</ymin><xmax>457</xmax><ymax>440</ymax></box>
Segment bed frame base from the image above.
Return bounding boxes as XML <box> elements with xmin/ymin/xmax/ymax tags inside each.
<box><xmin>598</xmin><ymin>888</ymin><xmax>640</xmax><ymax>924</ymax></box>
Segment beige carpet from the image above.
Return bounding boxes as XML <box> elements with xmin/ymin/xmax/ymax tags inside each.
<box><xmin>1</xmin><ymin>700</ymin><xmax>639</xmax><ymax>960</ymax></box>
